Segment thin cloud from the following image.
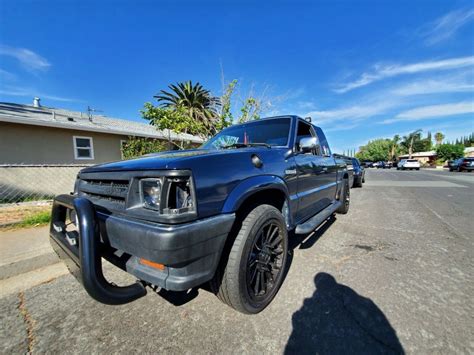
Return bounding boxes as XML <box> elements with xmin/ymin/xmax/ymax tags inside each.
<box><xmin>306</xmin><ymin>100</ymin><xmax>398</xmax><ymax>123</ymax></box>
<box><xmin>0</xmin><ymin>68</ymin><xmax>16</xmax><ymax>81</ymax></box>
<box><xmin>422</xmin><ymin>8</ymin><xmax>474</xmax><ymax>46</ymax></box>
<box><xmin>381</xmin><ymin>101</ymin><xmax>474</xmax><ymax>124</ymax></box>
<box><xmin>0</xmin><ymin>86</ymin><xmax>83</xmax><ymax>103</ymax></box>
<box><xmin>391</xmin><ymin>76</ymin><xmax>474</xmax><ymax>96</ymax></box>
<box><xmin>0</xmin><ymin>45</ymin><xmax>51</xmax><ymax>71</ymax></box>
<box><xmin>335</xmin><ymin>56</ymin><xmax>474</xmax><ymax>93</ymax></box>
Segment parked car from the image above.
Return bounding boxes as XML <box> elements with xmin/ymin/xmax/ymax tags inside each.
<box><xmin>447</xmin><ymin>160</ymin><xmax>458</xmax><ymax>171</ymax></box>
<box><xmin>397</xmin><ymin>159</ymin><xmax>420</xmax><ymax>170</ymax></box>
<box><xmin>333</xmin><ymin>154</ymin><xmax>355</xmax><ymax>188</ymax></box>
<box><xmin>362</xmin><ymin>161</ymin><xmax>373</xmax><ymax>168</ymax></box>
<box><xmin>351</xmin><ymin>158</ymin><xmax>365</xmax><ymax>187</ymax></box>
<box><xmin>376</xmin><ymin>161</ymin><xmax>391</xmax><ymax>169</ymax></box>
<box><xmin>451</xmin><ymin>158</ymin><xmax>474</xmax><ymax>172</ymax></box>
<box><xmin>49</xmin><ymin>116</ymin><xmax>351</xmax><ymax>314</ymax></box>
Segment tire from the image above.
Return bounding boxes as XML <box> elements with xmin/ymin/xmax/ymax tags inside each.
<box><xmin>354</xmin><ymin>176</ymin><xmax>363</xmax><ymax>188</ymax></box>
<box><xmin>211</xmin><ymin>205</ymin><xmax>288</xmax><ymax>314</ymax></box>
<box><xmin>336</xmin><ymin>179</ymin><xmax>350</xmax><ymax>214</ymax></box>
<box><xmin>416</xmin><ymin>168</ymin><xmax>420</xmax><ymax>170</ymax></box>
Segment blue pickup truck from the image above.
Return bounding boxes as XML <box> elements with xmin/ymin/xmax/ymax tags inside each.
<box><xmin>50</xmin><ymin>115</ymin><xmax>350</xmax><ymax>314</ymax></box>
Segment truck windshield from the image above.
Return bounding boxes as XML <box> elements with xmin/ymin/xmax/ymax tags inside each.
<box><xmin>202</xmin><ymin>117</ymin><xmax>291</xmax><ymax>150</ymax></box>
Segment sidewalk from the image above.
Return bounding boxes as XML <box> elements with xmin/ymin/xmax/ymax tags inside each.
<box><xmin>0</xmin><ymin>226</ymin><xmax>59</xmax><ymax>279</ymax></box>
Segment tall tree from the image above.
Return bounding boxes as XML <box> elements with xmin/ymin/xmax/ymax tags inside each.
<box><xmin>356</xmin><ymin>139</ymin><xmax>392</xmax><ymax>162</ymax></box>
<box><xmin>401</xmin><ymin>129</ymin><xmax>422</xmax><ymax>158</ymax></box>
<box><xmin>389</xmin><ymin>135</ymin><xmax>400</xmax><ymax>161</ymax></box>
<box><xmin>154</xmin><ymin>81</ymin><xmax>221</xmax><ymax>135</ymax></box>
<box><xmin>434</xmin><ymin>132</ymin><xmax>445</xmax><ymax>146</ymax></box>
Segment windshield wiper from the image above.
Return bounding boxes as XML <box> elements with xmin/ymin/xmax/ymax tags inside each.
<box><xmin>222</xmin><ymin>143</ymin><xmax>271</xmax><ymax>149</ymax></box>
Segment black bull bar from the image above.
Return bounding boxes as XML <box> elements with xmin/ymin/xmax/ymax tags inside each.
<box><xmin>49</xmin><ymin>194</ymin><xmax>147</xmax><ymax>305</ymax></box>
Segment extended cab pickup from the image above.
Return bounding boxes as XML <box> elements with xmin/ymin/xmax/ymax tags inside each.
<box><xmin>50</xmin><ymin>116</ymin><xmax>350</xmax><ymax>314</ymax></box>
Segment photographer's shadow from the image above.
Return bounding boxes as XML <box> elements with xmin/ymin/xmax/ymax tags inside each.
<box><xmin>285</xmin><ymin>273</ymin><xmax>404</xmax><ymax>354</ymax></box>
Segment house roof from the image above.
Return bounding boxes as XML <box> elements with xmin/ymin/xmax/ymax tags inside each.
<box><xmin>398</xmin><ymin>151</ymin><xmax>436</xmax><ymax>158</ymax></box>
<box><xmin>0</xmin><ymin>102</ymin><xmax>204</xmax><ymax>143</ymax></box>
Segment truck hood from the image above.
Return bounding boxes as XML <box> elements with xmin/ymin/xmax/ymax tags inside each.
<box><xmin>81</xmin><ymin>148</ymin><xmax>277</xmax><ymax>172</ymax></box>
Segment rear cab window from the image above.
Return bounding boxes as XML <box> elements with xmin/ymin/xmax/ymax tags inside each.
<box><xmin>314</xmin><ymin>126</ymin><xmax>331</xmax><ymax>156</ymax></box>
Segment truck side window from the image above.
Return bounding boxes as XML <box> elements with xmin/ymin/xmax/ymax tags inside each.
<box><xmin>296</xmin><ymin>121</ymin><xmax>320</xmax><ymax>155</ymax></box>
<box><xmin>315</xmin><ymin>127</ymin><xmax>331</xmax><ymax>156</ymax></box>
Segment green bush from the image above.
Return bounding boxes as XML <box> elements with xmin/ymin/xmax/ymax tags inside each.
<box><xmin>436</xmin><ymin>144</ymin><xmax>465</xmax><ymax>161</ymax></box>
<box><xmin>121</xmin><ymin>137</ymin><xmax>168</xmax><ymax>159</ymax></box>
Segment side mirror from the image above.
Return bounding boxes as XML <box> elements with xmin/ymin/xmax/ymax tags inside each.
<box><xmin>299</xmin><ymin>137</ymin><xmax>319</xmax><ymax>153</ymax></box>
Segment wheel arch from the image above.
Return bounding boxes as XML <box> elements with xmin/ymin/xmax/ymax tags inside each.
<box><xmin>221</xmin><ymin>175</ymin><xmax>291</xmax><ymax>225</ymax></box>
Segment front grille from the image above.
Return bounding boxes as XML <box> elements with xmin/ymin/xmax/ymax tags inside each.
<box><xmin>78</xmin><ymin>179</ymin><xmax>130</xmax><ymax>210</ymax></box>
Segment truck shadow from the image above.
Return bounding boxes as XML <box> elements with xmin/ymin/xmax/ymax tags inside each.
<box><xmin>285</xmin><ymin>272</ymin><xmax>404</xmax><ymax>354</ymax></box>
<box><xmin>284</xmin><ymin>217</ymin><xmax>404</xmax><ymax>354</ymax></box>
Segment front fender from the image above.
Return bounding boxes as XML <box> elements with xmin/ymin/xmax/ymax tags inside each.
<box><xmin>221</xmin><ymin>175</ymin><xmax>289</xmax><ymax>214</ymax></box>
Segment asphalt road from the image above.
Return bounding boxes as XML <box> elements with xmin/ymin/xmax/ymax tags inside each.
<box><xmin>1</xmin><ymin>169</ymin><xmax>473</xmax><ymax>354</ymax></box>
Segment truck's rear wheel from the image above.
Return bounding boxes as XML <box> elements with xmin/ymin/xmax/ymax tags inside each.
<box><xmin>211</xmin><ymin>205</ymin><xmax>288</xmax><ymax>314</ymax></box>
<box><xmin>336</xmin><ymin>179</ymin><xmax>350</xmax><ymax>214</ymax></box>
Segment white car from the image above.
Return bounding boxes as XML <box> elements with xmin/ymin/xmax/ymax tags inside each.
<box><xmin>397</xmin><ymin>159</ymin><xmax>420</xmax><ymax>170</ymax></box>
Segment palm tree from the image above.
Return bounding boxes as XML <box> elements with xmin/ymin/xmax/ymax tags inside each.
<box><xmin>389</xmin><ymin>135</ymin><xmax>400</xmax><ymax>161</ymax></box>
<box><xmin>154</xmin><ymin>81</ymin><xmax>221</xmax><ymax>134</ymax></box>
<box><xmin>401</xmin><ymin>129</ymin><xmax>422</xmax><ymax>159</ymax></box>
<box><xmin>434</xmin><ymin>132</ymin><xmax>445</xmax><ymax>146</ymax></box>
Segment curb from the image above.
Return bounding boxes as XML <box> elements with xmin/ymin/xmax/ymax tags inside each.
<box><xmin>0</xmin><ymin>251</ymin><xmax>59</xmax><ymax>280</ymax></box>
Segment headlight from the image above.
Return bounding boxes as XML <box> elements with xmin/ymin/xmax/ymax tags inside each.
<box><xmin>139</xmin><ymin>175</ymin><xmax>195</xmax><ymax>215</ymax></box>
<box><xmin>140</xmin><ymin>178</ymin><xmax>162</xmax><ymax>210</ymax></box>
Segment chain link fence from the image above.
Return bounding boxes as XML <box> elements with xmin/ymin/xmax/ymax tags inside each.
<box><xmin>0</xmin><ymin>164</ymin><xmax>90</xmax><ymax>204</ymax></box>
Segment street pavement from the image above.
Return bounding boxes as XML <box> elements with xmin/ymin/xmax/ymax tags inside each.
<box><xmin>1</xmin><ymin>169</ymin><xmax>473</xmax><ymax>354</ymax></box>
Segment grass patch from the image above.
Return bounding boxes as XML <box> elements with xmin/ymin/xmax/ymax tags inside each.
<box><xmin>16</xmin><ymin>210</ymin><xmax>51</xmax><ymax>228</ymax></box>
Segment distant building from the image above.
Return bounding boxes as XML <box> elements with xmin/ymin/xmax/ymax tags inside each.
<box><xmin>464</xmin><ymin>147</ymin><xmax>474</xmax><ymax>158</ymax></box>
<box><xmin>398</xmin><ymin>151</ymin><xmax>437</xmax><ymax>164</ymax></box>
<box><xmin>398</xmin><ymin>148</ymin><xmax>474</xmax><ymax>164</ymax></box>
<box><xmin>0</xmin><ymin>99</ymin><xmax>203</xmax><ymax>202</ymax></box>
<box><xmin>0</xmin><ymin>99</ymin><xmax>203</xmax><ymax>165</ymax></box>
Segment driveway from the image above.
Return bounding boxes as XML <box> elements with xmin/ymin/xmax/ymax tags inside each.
<box><xmin>1</xmin><ymin>169</ymin><xmax>473</xmax><ymax>354</ymax></box>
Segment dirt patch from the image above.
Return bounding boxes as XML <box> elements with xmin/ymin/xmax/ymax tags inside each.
<box><xmin>0</xmin><ymin>202</ymin><xmax>52</xmax><ymax>227</ymax></box>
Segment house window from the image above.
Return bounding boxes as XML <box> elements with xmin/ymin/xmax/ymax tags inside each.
<box><xmin>73</xmin><ymin>136</ymin><xmax>94</xmax><ymax>160</ymax></box>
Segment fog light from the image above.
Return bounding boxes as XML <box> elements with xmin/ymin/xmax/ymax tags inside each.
<box><xmin>68</xmin><ymin>209</ymin><xmax>78</xmax><ymax>227</ymax></box>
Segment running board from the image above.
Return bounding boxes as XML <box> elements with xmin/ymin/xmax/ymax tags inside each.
<box><xmin>295</xmin><ymin>201</ymin><xmax>342</xmax><ymax>234</ymax></box>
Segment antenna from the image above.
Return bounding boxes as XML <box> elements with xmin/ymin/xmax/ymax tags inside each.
<box><xmin>86</xmin><ymin>106</ymin><xmax>103</xmax><ymax>122</ymax></box>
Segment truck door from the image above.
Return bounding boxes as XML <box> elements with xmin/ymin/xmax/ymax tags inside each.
<box><xmin>314</xmin><ymin>126</ymin><xmax>338</xmax><ymax>202</ymax></box>
<box><xmin>294</xmin><ymin>120</ymin><xmax>330</xmax><ymax>222</ymax></box>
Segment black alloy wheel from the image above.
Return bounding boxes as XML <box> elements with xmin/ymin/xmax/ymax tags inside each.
<box><xmin>211</xmin><ymin>204</ymin><xmax>288</xmax><ymax>314</ymax></box>
<box><xmin>246</xmin><ymin>221</ymin><xmax>285</xmax><ymax>302</ymax></box>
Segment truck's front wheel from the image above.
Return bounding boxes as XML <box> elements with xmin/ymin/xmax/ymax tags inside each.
<box><xmin>211</xmin><ymin>205</ymin><xmax>288</xmax><ymax>314</ymax></box>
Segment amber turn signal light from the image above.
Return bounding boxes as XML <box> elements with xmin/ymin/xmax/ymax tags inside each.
<box><xmin>140</xmin><ymin>258</ymin><xmax>165</xmax><ymax>270</ymax></box>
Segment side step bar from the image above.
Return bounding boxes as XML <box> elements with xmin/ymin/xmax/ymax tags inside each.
<box><xmin>295</xmin><ymin>201</ymin><xmax>342</xmax><ymax>234</ymax></box>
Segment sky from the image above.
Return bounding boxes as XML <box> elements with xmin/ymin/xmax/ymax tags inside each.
<box><xmin>0</xmin><ymin>0</ymin><xmax>473</xmax><ymax>153</ymax></box>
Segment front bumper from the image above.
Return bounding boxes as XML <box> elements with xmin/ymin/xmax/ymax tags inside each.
<box><xmin>50</xmin><ymin>194</ymin><xmax>235</xmax><ymax>305</ymax></box>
